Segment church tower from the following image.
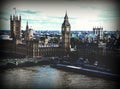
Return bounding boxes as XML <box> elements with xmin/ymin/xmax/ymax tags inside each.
<box><xmin>61</xmin><ymin>12</ymin><xmax>71</xmax><ymax>53</ymax></box>
<box><xmin>93</xmin><ymin>27</ymin><xmax>103</xmax><ymax>40</ymax></box>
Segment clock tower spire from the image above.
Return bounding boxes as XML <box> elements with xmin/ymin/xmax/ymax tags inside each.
<box><xmin>61</xmin><ymin>11</ymin><xmax>71</xmax><ymax>54</ymax></box>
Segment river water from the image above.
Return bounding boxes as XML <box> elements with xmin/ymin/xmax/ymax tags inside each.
<box><xmin>0</xmin><ymin>65</ymin><xmax>119</xmax><ymax>89</ymax></box>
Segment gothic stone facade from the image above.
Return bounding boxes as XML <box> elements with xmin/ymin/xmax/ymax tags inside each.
<box><xmin>10</xmin><ymin>14</ymin><xmax>21</xmax><ymax>44</ymax></box>
<box><xmin>9</xmin><ymin>12</ymin><xmax>71</xmax><ymax>58</ymax></box>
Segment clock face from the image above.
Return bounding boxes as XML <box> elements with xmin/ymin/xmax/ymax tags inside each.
<box><xmin>66</xmin><ymin>27</ymin><xmax>69</xmax><ymax>31</ymax></box>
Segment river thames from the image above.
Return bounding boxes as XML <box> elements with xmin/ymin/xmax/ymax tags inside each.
<box><xmin>0</xmin><ymin>65</ymin><xmax>119</xmax><ymax>89</ymax></box>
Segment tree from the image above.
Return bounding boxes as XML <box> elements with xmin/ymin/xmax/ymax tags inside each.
<box><xmin>70</xmin><ymin>38</ymin><xmax>79</xmax><ymax>48</ymax></box>
<box><xmin>40</xmin><ymin>37</ymin><xmax>45</xmax><ymax>41</ymax></box>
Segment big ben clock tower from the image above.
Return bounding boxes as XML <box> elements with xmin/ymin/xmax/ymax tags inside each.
<box><xmin>61</xmin><ymin>12</ymin><xmax>71</xmax><ymax>54</ymax></box>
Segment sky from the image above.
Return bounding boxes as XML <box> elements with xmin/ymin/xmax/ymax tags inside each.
<box><xmin>0</xmin><ymin>0</ymin><xmax>120</xmax><ymax>31</ymax></box>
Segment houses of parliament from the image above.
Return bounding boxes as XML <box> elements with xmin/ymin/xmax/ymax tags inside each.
<box><xmin>2</xmin><ymin>12</ymin><xmax>71</xmax><ymax>58</ymax></box>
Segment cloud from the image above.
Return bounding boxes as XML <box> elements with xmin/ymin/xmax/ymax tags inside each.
<box><xmin>0</xmin><ymin>16</ymin><xmax>9</xmax><ymax>21</ymax></box>
<box><xmin>49</xmin><ymin>16</ymin><xmax>63</xmax><ymax>19</ymax></box>
<box><xmin>0</xmin><ymin>0</ymin><xmax>119</xmax><ymax>31</ymax></box>
<box><xmin>19</xmin><ymin>10</ymin><xmax>40</xmax><ymax>14</ymax></box>
<box><xmin>0</xmin><ymin>19</ymin><xmax>10</xmax><ymax>30</ymax></box>
<box><xmin>99</xmin><ymin>14</ymin><xmax>120</xmax><ymax>19</ymax></box>
<box><xmin>96</xmin><ymin>5</ymin><xmax>120</xmax><ymax>19</ymax></box>
<box><xmin>99</xmin><ymin>11</ymin><xmax>120</xmax><ymax>19</ymax></box>
<box><xmin>0</xmin><ymin>10</ymin><xmax>9</xmax><ymax>21</ymax></box>
<box><xmin>0</xmin><ymin>10</ymin><xmax>9</xmax><ymax>15</ymax></box>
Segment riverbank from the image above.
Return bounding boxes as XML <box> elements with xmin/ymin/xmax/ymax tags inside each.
<box><xmin>0</xmin><ymin>56</ymin><xmax>120</xmax><ymax>81</ymax></box>
<box><xmin>0</xmin><ymin>57</ymin><xmax>52</xmax><ymax>71</ymax></box>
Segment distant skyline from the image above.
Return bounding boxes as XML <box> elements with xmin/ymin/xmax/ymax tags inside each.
<box><xmin>0</xmin><ymin>0</ymin><xmax>120</xmax><ymax>31</ymax></box>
